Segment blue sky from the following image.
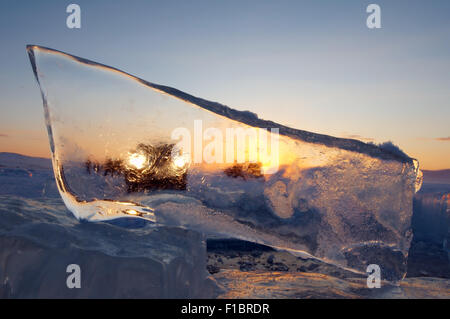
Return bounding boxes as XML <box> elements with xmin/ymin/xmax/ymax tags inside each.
<box><xmin>0</xmin><ymin>0</ymin><xmax>449</xmax><ymax>169</ymax></box>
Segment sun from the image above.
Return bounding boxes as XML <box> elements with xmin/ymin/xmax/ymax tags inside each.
<box><xmin>172</xmin><ymin>154</ymin><xmax>190</xmax><ymax>169</ymax></box>
<box><xmin>128</xmin><ymin>153</ymin><xmax>147</xmax><ymax>169</ymax></box>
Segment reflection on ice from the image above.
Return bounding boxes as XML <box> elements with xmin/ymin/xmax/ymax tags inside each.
<box><xmin>28</xmin><ymin>45</ymin><xmax>422</xmax><ymax>281</ymax></box>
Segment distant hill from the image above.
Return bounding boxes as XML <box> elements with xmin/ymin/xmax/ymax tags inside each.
<box><xmin>0</xmin><ymin>152</ymin><xmax>51</xmax><ymax>170</ymax></box>
<box><xmin>0</xmin><ymin>153</ymin><xmax>58</xmax><ymax>198</ymax></box>
<box><xmin>422</xmin><ymin>169</ymin><xmax>450</xmax><ymax>184</ymax></box>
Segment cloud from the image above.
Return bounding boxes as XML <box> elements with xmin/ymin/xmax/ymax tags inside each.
<box><xmin>434</xmin><ymin>137</ymin><xmax>450</xmax><ymax>142</ymax></box>
<box><xmin>0</xmin><ymin>134</ymin><xmax>8</xmax><ymax>138</ymax></box>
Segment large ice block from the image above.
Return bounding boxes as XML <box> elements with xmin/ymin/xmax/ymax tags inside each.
<box><xmin>0</xmin><ymin>195</ymin><xmax>216</xmax><ymax>298</ymax></box>
<box><xmin>27</xmin><ymin>45</ymin><xmax>422</xmax><ymax>281</ymax></box>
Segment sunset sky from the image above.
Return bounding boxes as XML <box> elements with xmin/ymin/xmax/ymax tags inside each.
<box><xmin>0</xmin><ymin>0</ymin><xmax>449</xmax><ymax>170</ymax></box>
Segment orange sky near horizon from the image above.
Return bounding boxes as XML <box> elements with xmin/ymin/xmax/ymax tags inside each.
<box><xmin>1</xmin><ymin>126</ymin><xmax>448</xmax><ymax>171</ymax></box>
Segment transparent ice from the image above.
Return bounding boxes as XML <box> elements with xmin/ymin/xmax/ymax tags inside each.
<box><xmin>27</xmin><ymin>45</ymin><xmax>423</xmax><ymax>281</ymax></box>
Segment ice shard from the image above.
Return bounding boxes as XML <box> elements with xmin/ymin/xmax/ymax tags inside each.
<box><xmin>27</xmin><ymin>45</ymin><xmax>423</xmax><ymax>281</ymax></box>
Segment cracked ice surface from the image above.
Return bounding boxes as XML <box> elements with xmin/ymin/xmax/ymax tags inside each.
<box><xmin>27</xmin><ymin>45</ymin><xmax>422</xmax><ymax>281</ymax></box>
